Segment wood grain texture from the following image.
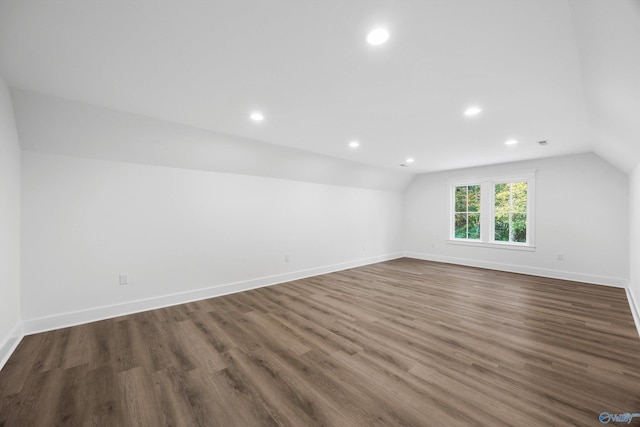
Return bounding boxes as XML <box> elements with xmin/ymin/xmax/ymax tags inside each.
<box><xmin>1</xmin><ymin>258</ymin><xmax>639</xmax><ymax>426</ymax></box>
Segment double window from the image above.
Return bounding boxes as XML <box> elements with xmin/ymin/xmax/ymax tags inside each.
<box><xmin>449</xmin><ymin>170</ymin><xmax>536</xmax><ymax>250</ymax></box>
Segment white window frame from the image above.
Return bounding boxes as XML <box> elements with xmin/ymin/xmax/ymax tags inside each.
<box><xmin>447</xmin><ymin>169</ymin><xmax>536</xmax><ymax>251</ymax></box>
<box><xmin>450</xmin><ymin>180</ymin><xmax>484</xmax><ymax>241</ymax></box>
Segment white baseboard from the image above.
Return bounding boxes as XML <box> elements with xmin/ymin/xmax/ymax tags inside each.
<box><xmin>0</xmin><ymin>322</ymin><xmax>24</xmax><ymax>372</ymax></box>
<box><xmin>22</xmin><ymin>252</ymin><xmax>403</xmax><ymax>335</ymax></box>
<box><xmin>626</xmin><ymin>288</ymin><xmax>640</xmax><ymax>338</ymax></box>
<box><xmin>404</xmin><ymin>251</ymin><xmax>628</xmax><ymax>288</ymax></box>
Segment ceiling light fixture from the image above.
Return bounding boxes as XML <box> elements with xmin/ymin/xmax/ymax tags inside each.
<box><xmin>505</xmin><ymin>139</ymin><xmax>518</xmax><ymax>145</ymax></box>
<box><xmin>406</xmin><ymin>157</ymin><xmax>415</xmax><ymax>164</ymax></box>
<box><xmin>349</xmin><ymin>140</ymin><xmax>360</xmax><ymax>148</ymax></box>
<box><xmin>250</xmin><ymin>112</ymin><xmax>264</xmax><ymax>122</ymax></box>
<box><xmin>464</xmin><ymin>106</ymin><xmax>482</xmax><ymax>116</ymax></box>
<box><xmin>367</xmin><ymin>28</ymin><xmax>389</xmax><ymax>46</ymax></box>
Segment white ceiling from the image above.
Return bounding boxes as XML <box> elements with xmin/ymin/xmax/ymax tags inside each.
<box><xmin>0</xmin><ymin>0</ymin><xmax>638</xmax><ymax>173</ymax></box>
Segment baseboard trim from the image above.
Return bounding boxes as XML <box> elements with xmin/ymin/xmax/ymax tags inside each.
<box><xmin>22</xmin><ymin>253</ymin><xmax>403</xmax><ymax>335</ymax></box>
<box><xmin>404</xmin><ymin>251</ymin><xmax>628</xmax><ymax>288</ymax></box>
<box><xmin>626</xmin><ymin>288</ymin><xmax>640</xmax><ymax>338</ymax></box>
<box><xmin>0</xmin><ymin>322</ymin><xmax>24</xmax><ymax>372</ymax></box>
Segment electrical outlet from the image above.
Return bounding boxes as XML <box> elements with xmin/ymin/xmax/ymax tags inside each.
<box><xmin>119</xmin><ymin>274</ymin><xmax>129</xmax><ymax>285</ymax></box>
<box><xmin>284</xmin><ymin>255</ymin><xmax>290</xmax><ymax>263</ymax></box>
<box><xmin>556</xmin><ymin>254</ymin><xmax>564</xmax><ymax>261</ymax></box>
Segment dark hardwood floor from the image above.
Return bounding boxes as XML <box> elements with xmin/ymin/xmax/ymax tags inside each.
<box><xmin>1</xmin><ymin>258</ymin><xmax>639</xmax><ymax>426</ymax></box>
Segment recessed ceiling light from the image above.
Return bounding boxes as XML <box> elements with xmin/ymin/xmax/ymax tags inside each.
<box><xmin>505</xmin><ymin>139</ymin><xmax>518</xmax><ymax>145</ymax></box>
<box><xmin>367</xmin><ymin>28</ymin><xmax>389</xmax><ymax>46</ymax></box>
<box><xmin>464</xmin><ymin>107</ymin><xmax>482</xmax><ymax>116</ymax></box>
<box><xmin>406</xmin><ymin>157</ymin><xmax>415</xmax><ymax>164</ymax></box>
<box><xmin>349</xmin><ymin>140</ymin><xmax>360</xmax><ymax>148</ymax></box>
<box><xmin>250</xmin><ymin>112</ymin><xmax>264</xmax><ymax>122</ymax></box>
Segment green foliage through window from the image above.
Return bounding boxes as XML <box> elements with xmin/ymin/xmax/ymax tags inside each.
<box><xmin>454</xmin><ymin>185</ymin><xmax>481</xmax><ymax>240</ymax></box>
<box><xmin>494</xmin><ymin>182</ymin><xmax>527</xmax><ymax>243</ymax></box>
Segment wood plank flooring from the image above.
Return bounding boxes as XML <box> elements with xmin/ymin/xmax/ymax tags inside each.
<box><xmin>1</xmin><ymin>258</ymin><xmax>639</xmax><ymax>426</ymax></box>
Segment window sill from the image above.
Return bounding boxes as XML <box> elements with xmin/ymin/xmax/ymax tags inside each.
<box><xmin>446</xmin><ymin>239</ymin><xmax>536</xmax><ymax>252</ymax></box>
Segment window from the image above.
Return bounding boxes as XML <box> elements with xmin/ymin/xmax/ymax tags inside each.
<box><xmin>494</xmin><ymin>182</ymin><xmax>527</xmax><ymax>243</ymax></box>
<box><xmin>449</xmin><ymin>170</ymin><xmax>535</xmax><ymax>250</ymax></box>
<box><xmin>454</xmin><ymin>185</ymin><xmax>481</xmax><ymax>240</ymax></box>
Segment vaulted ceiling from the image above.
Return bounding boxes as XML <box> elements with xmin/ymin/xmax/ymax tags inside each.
<box><xmin>1</xmin><ymin>0</ymin><xmax>638</xmax><ymax>174</ymax></box>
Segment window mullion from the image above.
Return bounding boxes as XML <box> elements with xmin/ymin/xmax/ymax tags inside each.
<box><xmin>481</xmin><ymin>181</ymin><xmax>490</xmax><ymax>243</ymax></box>
<box><xmin>509</xmin><ymin>183</ymin><xmax>513</xmax><ymax>242</ymax></box>
<box><xmin>466</xmin><ymin>187</ymin><xmax>470</xmax><ymax>239</ymax></box>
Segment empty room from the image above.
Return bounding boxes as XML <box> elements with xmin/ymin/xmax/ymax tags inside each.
<box><xmin>1</xmin><ymin>0</ymin><xmax>640</xmax><ymax>425</ymax></box>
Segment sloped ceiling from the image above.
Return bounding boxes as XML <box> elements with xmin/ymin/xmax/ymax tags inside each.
<box><xmin>0</xmin><ymin>0</ymin><xmax>637</xmax><ymax>174</ymax></box>
<box><xmin>569</xmin><ymin>0</ymin><xmax>640</xmax><ymax>173</ymax></box>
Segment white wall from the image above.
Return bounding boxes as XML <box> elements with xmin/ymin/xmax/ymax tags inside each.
<box><xmin>630</xmin><ymin>163</ymin><xmax>640</xmax><ymax>325</ymax></box>
<box><xmin>21</xmin><ymin>151</ymin><xmax>404</xmax><ymax>331</ymax></box>
<box><xmin>0</xmin><ymin>76</ymin><xmax>22</xmax><ymax>367</ymax></box>
<box><xmin>404</xmin><ymin>153</ymin><xmax>628</xmax><ymax>286</ymax></box>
